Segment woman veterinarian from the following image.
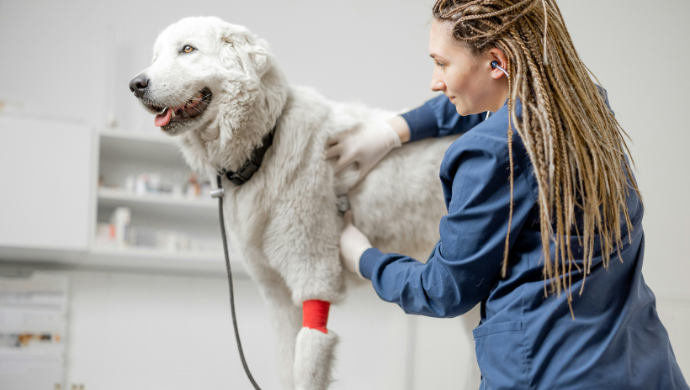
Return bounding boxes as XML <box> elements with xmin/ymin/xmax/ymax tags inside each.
<box><xmin>326</xmin><ymin>1</ymin><xmax>689</xmax><ymax>389</ymax></box>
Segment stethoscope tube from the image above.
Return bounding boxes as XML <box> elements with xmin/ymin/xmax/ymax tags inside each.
<box><xmin>213</xmin><ymin>176</ymin><xmax>263</xmax><ymax>390</ymax></box>
<box><xmin>485</xmin><ymin>61</ymin><xmax>510</xmax><ymax>120</ymax></box>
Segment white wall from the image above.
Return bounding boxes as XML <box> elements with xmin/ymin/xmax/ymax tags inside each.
<box><xmin>0</xmin><ymin>0</ymin><xmax>438</xmax><ymax>128</ymax></box>
<box><xmin>1</xmin><ymin>0</ymin><xmax>689</xmax><ymax>388</ymax></box>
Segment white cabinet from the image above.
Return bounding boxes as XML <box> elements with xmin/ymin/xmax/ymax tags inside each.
<box><xmin>0</xmin><ymin>117</ymin><xmax>93</xmax><ymax>251</ymax></box>
<box><xmin>0</xmin><ymin>120</ymin><xmax>240</xmax><ymax>275</ymax></box>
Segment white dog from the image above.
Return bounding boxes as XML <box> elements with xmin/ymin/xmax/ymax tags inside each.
<box><xmin>130</xmin><ymin>16</ymin><xmax>480</xmax><ymax>390</ymax></box>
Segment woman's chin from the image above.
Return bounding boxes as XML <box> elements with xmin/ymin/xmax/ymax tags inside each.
<box><xmin>454</xmin><ymin>105</ymin><xmax>471</xmax><ymax>116</ymax></box>
<box><xmin>455</xmin><ymin>104</ymin><xmax>487</xmax><ymax>117</ymax></box>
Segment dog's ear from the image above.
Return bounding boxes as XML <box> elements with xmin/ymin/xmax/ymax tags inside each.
<box><xmin>220</xmin><ymin>28</ymin><xmax>270</xmax><ymax>78</ymax></box>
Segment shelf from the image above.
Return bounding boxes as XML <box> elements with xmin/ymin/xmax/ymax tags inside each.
<box><xmin>99</xmin><ymin>129</ymin><xmax>175</xmax><ymax>145</ymax></box>
<box><xmin>90</xmin><ymin>245</ymin><xmax>222</xmax><ymax>260</ymax></box>
<box><xmin>98</xmin><ymin>188</ymin><xmax>215</xmax><ymax>209</ymax></box>
<box><xmin>98</xmin><ymin>129</ymin><xmax>187</xmax><ymax>168</ymax></box>
<box><xmin>89</xmin><ymin>246</ymin><xmax>241</xmax><ymax>275</ymax></box>
<box><xmin>0</xmin><ymin>245</ymin><xmax>245</xmax><ymax>277</ymax></box>
<box><xmin>97</xmin><ymin>188</ymin><xmax>217</xmax><ymax>223</ymax></box>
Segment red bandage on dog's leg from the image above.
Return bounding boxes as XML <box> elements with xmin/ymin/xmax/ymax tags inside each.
<box><xmin>302</xmin><ymin>300</ymin><xmax>330</xmax><ymax>334</ymax></box>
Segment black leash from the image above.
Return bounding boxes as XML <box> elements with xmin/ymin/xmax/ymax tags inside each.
<box><xmin>212</xmin><ymin>175</ymin><xmax>262</xmax><ymax>390</ymax></box>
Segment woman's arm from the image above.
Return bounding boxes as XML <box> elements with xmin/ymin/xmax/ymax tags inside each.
<box><xmin>385</xmin><ymin>94</ymin><xmax>488</xmax><ymax>145</ymax></box>
<box><xmin>400</xmin><ymin>94</ymin><xmax>485</xmax><ymax>142</ymax></box>
<box><xmin>326</xmin><ymin>95</ymin><xmax>486</xmax><ymax>188</ymax></box>
<box><xmin>351</xmin><ymin>133</ymin><xmax>535</xmax><ymax>317</ymax></box>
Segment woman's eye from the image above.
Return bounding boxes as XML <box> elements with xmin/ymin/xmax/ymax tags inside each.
<box><xmin>181</xmin><ymin>45</ymin><xmax>195</xmax><ymax>53</ymax></box>
<box><xmin>436</xmin><ymin>62</ymin><xmax>445</xmax><ymax>68</ymax></box>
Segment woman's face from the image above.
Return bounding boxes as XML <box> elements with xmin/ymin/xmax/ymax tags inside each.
<box><xmin>429</xmin><ymin>20</ymin><xmax>508</xmax><ymax>115</ymax></box>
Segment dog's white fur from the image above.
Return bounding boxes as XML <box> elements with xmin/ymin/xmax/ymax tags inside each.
<box><xmin>135</xmin><ymin>16</ymin><xmax>480</xmax><ymax>390</ymax></box>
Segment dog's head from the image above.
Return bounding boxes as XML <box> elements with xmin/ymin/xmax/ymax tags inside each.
<box><xmin>130</xmin><ymin>17</ymin><xmax>286</xmax><ymax>140</ymax></box>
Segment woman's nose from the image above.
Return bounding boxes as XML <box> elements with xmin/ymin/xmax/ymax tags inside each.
<box><xmin>430</xmin><ymin>79</ymin><xmax>445</xmax><ymax>92</ymax></box>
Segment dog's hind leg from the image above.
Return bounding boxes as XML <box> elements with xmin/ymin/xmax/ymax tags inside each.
<box><xmin>249</xmin><ymin>264</ymin><xmax>303</xmax><ymax>390</ymax></box>
<box><xmin>293</xmin><ymin>300</ymin><xmax>337</xmax><ymax>390</ymax></box>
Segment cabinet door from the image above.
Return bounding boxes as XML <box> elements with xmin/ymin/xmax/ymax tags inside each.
<box><xmin>0</xmin><ymin>117</ymin><xmax>92</xmax><ymax>250</ymax></box>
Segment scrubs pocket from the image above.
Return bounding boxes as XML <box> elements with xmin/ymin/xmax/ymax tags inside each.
<box><xmin>473</xmin><ymin>321</ymin><xmax>525</xmax><ymax>389</ymax></box>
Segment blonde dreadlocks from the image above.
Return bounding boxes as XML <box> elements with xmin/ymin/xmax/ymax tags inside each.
<box><xmin>433</xmin><ymin>0</ymin><xmax>641</xmax><ymax>312</ymax></box>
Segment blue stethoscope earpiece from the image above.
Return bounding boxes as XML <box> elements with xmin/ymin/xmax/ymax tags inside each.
<box><xmin>491</xmin><ymin>61</ymin><xmax>509</xmax><ymax>78</ymax></box>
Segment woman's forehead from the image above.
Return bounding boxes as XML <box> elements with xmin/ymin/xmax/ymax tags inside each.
<box><xmin>429</xmin><ymin>19</ymin><xmax>468</xmax><ymax>57</ymax></box>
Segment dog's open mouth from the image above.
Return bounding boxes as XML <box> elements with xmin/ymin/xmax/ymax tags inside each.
<box><xmin>149</xmin><ymin>88</ymin><xmax>212</xmax><ymax>131</ymax></box>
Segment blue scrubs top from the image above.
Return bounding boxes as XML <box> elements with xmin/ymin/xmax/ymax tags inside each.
<box><xmin>359</xmin><ymin>95</ymin><xmax>689</xmax><ymax>389</ymax></box>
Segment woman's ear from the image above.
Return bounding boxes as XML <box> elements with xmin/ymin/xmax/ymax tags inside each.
<box><xmin>488</xmin><ymin>48</ymin><xmax>509</xmax><ymax>80</ymax></box>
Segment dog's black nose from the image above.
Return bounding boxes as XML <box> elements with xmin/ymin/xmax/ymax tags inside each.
<box><xmin>129</xmin><ymin>74</ymin><xmax>149</xmax><ymax>98</ymax></box>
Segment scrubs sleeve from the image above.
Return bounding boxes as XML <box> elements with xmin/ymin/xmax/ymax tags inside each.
<box><xmin>400</xmin><ymin>95</ymin><xmax>485</xmax><ymax>142</ymax></box>
<box><xmin>359</xmin><ymin>134</ymin><xmax>536</xmax><ymax>318</ymax></box>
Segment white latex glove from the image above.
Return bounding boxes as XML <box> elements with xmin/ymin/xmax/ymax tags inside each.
<box><xmin>326</xmin><ymin>119</ymin><xmax>402</xmax><ymax>187</ymax></box>
<box><xmin>339</xmin><ymin>210</ymin><xmax>372</xmax><ymax>279</ymax></box>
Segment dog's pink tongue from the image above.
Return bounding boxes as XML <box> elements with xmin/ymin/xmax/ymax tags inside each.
<box><xmin>154</xmin><ymin>108</ymin><xmax>172</xmax><ymax>127</ymax></box>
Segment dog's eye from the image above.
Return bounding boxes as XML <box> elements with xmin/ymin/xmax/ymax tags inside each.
<box><xmin>181</xmin><ymin>45</ymin><xmax>195</xmax><ymax>54</ymax></box>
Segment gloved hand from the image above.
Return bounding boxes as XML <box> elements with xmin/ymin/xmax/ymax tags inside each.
<box><xmin>339</xmin><ymin>210</ymin><xmax>372</xmax><ymax>279</ymax></box>
<box><xmin>326</xmin><ymin>119</ymin><xmax>402</xmax><ymax>187</ymax></box>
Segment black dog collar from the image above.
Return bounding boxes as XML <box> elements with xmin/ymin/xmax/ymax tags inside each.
<box><xmin>219</xmin><ymin>126</ymin><xmax>276</xmax><ymax>186</ymax></box>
